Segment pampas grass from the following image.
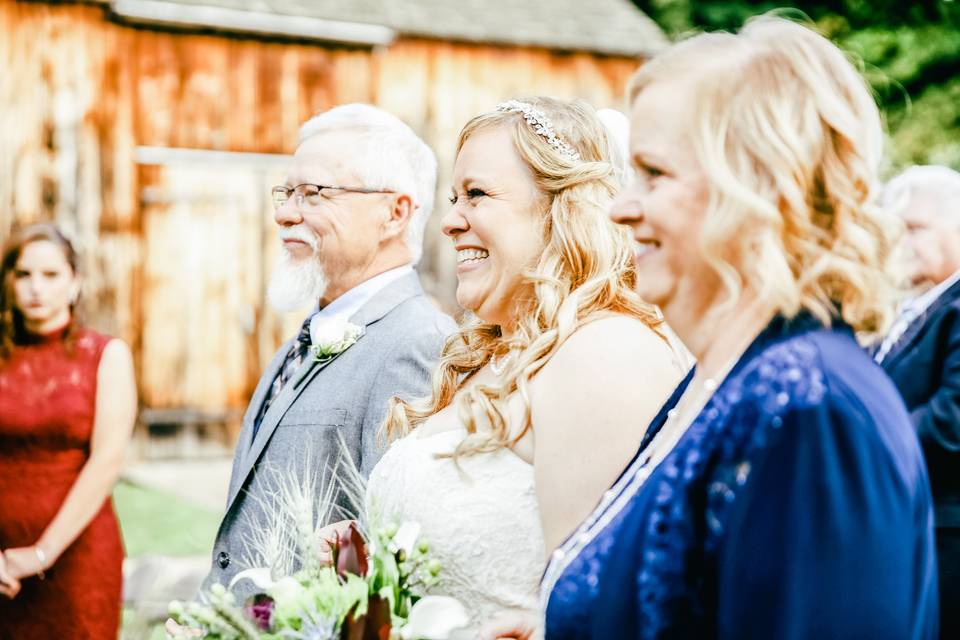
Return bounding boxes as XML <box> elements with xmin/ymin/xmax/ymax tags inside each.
<box><xmin>236</xmin><ymin>435</ymin><xmax>370</xmax><ymax>581</ymax></box>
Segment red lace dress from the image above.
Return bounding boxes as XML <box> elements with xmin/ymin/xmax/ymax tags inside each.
<box><xmin>0</xmin><ymin>326</ymin><xmax>124</xmax><ymax>639</ymax></box>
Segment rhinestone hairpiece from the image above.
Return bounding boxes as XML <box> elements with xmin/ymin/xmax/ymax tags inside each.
<box><xmin>495</xmin><ymin>100</ymin><xmax>581</xmax><ymax>162</ymax></box>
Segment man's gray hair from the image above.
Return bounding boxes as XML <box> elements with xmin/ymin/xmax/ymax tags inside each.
<box><xmin>883</xmin><ymin>165</ymin><xmax>960</xmax><ymax>223</ymax></box>
<box><xmin>298</xmin><ymin>104</ymin><xmax>437</xmax><ymax>264</ymax></box>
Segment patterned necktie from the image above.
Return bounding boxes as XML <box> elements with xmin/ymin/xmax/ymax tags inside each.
<box><xmin>252</xmin><ymin>315</ymin><xmax>314</xmax><ymax>439</ymax></box>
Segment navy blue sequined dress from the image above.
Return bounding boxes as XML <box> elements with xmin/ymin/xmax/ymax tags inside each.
<box><xmin>542</xmin><ymin>314</ymin><xmax>939</xmax><ymax>639</ymax></box>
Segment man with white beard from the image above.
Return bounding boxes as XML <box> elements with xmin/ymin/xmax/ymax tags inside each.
<box><xmin>196</xmin><ymin>104</ymin><xmax>456</xmax><ymax>598</ymax></box>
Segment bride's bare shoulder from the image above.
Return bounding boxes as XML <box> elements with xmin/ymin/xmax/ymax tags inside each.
<box><xmin>528</xmin><ymin>313</ymin><xmax>684</xmax><ymax>396</ymax></box>
<box><xmin>561</xmin><ymin>314</ymin><xmax>672</xmax><ymax>361</ymax></box>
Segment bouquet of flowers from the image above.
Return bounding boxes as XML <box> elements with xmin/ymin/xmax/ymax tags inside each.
<box><xmin>168</xmin><ymin>451</ymin><xmax>468</xmax><ymax>640</ymax></box>
<box><xmin>169</xmin><ymin>520</ymin><xmax>468</xmax><ymax>640</ymax></box>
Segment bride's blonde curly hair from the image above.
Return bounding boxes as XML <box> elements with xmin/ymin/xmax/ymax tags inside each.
<box><xmin>383</xmin><ymin>97</ymin><xmax>663</xmax><ymax>457</ymax></box>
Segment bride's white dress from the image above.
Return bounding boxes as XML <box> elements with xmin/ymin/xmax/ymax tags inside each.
<box><xmin>366</xmin><ymin>428</ymin><xmax>545</xmax><ymax>626</ymax></box>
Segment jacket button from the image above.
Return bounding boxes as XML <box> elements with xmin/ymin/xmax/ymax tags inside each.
<box><xmin>217</xmin><ymin>551</ymin><xmax>230</xmax><ymax>569</ymax></box>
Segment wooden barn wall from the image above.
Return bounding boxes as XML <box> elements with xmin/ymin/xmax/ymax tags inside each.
<box><xmin>0</xmin><ymin>1</ymin><xmax>640</xmax><ymax>418</ymax></box>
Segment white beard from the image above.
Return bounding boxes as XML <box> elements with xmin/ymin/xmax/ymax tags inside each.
<box><xmin>267</xmin><ymin>229</ymin><xmax>328</xmax><ymax>312</ymax></box>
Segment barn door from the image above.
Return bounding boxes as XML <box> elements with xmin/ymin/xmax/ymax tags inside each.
<box><xmin>136</xmin><ymin>148</ymin><xmax>301</xmax><ymax>447</ymax></box>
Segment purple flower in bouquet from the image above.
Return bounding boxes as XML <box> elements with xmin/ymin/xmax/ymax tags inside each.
<box><xmin>243</xmin><ymin>593</ymin><xmax>275</xmax><ymax>630</ymax></box>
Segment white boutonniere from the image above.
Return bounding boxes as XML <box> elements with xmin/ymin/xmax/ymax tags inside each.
<box><xmin>291</xmin><ymin>317</ymin><xmax>364</xmax><ymax>390</ymax></box>
<box><xmin>311</xmin><ymin>317</ymin><xmax>363</xmax><ymax>361</ymax></box>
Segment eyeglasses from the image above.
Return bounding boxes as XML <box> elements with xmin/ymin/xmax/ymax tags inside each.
<box><xmin>271</xmin><ymin>183</ymin><xmax>395</xmax><ymax>210</ymax></box>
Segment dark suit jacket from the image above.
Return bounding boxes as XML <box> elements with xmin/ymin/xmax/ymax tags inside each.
<box><xmin>881</xmin><ymin>277</ymin><xmax>960</xmax><ymax>529</ymax></box>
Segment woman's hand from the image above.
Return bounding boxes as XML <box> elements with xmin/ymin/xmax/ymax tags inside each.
<box><xmin>0</xmin><ymin>552</ymin><xmax>21</xmax><ymax>598</ymax></box>
<box><xmin>477</xmin><ymin>609</ymin><xmax>543</xmax><ymax>640</ymax></box>
<box><xmin>165</xmin><ymin>618</ymin><xmax>203</xmax><ymax>638</ymax></box>
<box><xmin>2</xmin><ymin>546</ymin><xmax>47</xmax><ymax>581</ymax></box>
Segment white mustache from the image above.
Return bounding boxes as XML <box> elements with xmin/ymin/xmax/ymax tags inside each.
<box><xmin>279</xmin><ymin>225</ymin><xmax>319</xmax><ymax>251</ymax></box>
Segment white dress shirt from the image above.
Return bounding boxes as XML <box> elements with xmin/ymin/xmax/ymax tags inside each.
<box><xmin>309</xmin><ymin>265</ymin><xmax>414</xmax><ymax>343</ymax></box>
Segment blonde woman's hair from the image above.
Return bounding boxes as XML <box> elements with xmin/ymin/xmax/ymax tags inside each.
<box><xmin>383</xmin><ymin>97</ymin><xmax>663</xmax><ymax>457</ymax></box>
<box><xmin>628</xmin><ymin>15</ymin><xmax>900</xmax><ymax>335</ymax></box>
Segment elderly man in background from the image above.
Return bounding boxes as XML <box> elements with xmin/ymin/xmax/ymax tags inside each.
<box><xmin>197</xmin><ymin>103</ymin><xmax>455</xmax><ymax>598</ymax></box>
<box><xmin>876</xmin><ymin>164</ymin><xmax>960</xmax><ymax>637</ymax></box>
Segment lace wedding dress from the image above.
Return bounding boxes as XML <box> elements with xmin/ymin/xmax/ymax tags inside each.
<box><xmin>366</xmin><ymin>428</ymin><xmax>545</xmax><ymax>627</ymax></box>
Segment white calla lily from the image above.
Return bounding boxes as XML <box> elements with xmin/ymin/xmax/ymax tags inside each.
<box><xmin>400</xmin><ymin>596</ymin><xmax>470</xmax><ymax>640</ymax></box>
<box><xmin>228</xmin><ymin>567</ymin><xmax>276</xmax><ymax>591</ymax></box>
<box><xmin>269</xmin><ymin>575</ymin><xmax>306</xmax><ymax>602</ymax></box>
<box><xmin>391</xmin><ymin>521</ymin><xmax>422</xmax><ymax>556</ymax></box>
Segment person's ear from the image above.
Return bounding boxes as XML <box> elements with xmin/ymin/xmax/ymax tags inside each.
<box><xmin>382</xmin><ymin>193</ymin><xmax>416</xmax><ymax>241</ymax></box>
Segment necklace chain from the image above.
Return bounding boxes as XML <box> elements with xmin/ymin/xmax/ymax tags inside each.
<box><xmin>632</xmin><ymin>348</ymin><xmax>745</xmax><ymax>483</ymax></box>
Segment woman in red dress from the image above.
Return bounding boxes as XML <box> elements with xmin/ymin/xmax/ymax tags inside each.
<box><xmin>0</xmin><ymin>224</ymin><xmax>137</xmax><ymax>639</ymax></box>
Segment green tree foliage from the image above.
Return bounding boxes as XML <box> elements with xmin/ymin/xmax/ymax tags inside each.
<box><xmin>633</xmin><ymin>0</ymin><xmax>960</xmax><ymax>171</ymax></box>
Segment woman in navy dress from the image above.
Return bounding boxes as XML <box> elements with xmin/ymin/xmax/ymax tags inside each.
<box><xmin>541</xmin><ymin>16</ymin><xmax>939</xmax><ymax>640</ymax></box>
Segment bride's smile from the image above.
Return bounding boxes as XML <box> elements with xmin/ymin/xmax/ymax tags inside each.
<box><xmin>454</xmin><ymin>246</ymin><xmax>490</xmax><ymax>270</ymax></box>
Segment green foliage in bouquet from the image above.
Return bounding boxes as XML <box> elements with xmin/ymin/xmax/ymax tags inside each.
<box><xmin>168</xmin><ymin>449</ymin><xmax>467</xmax><ymax>640</ymax></box>
<box><xmin>169</xmin><ymin>519</ymin><xmax>457</xmax><ymax>640</ymax></box>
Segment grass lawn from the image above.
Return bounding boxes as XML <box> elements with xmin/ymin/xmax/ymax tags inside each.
<box><xmin>113</xmin><ymin>479</ymin><xmax>221</xmax><ymax>558</ymax></box>
<box><xmin>121</xmin><ymin>608</ymin><xmax>168</xmax><ymax>640</ymax></box>
<box><xmin>114</xmin><ymin>480</ymin><xmax>221</xmax><ymax>639</ymax></box>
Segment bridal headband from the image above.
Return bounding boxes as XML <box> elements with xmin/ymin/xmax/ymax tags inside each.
<box><xmin>495</xmin><ymin>100</ymin><xmax>582</xmax><ymax>162</ymax></box>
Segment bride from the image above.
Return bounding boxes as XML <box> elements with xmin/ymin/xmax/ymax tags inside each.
<box><xmin>364</xmin><ymin>97</ymin><xmax>685</xmax><ymax>632</ymax></box>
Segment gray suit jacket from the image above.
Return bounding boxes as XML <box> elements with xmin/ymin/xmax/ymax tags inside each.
<box><xmin>201</xmin><ymin>271</ymin><xmax>456</xmax><ymax>593</ymax></box>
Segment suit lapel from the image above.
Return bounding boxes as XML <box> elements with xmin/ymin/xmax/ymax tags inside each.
<box><xmin>225</xmin><ymin>339</ymin><xmax>292</xmax><ymax>506</ymax></box>
<box><xmin>235</xmin><ymin>343</ymin><xmax>357</xmax><ymax>497</ymax></box>
<box><xmin>225</xmin><ymin>271</ymin><xmax>426</xmax><ymax>513</ymax></box>
<box><xmin>349</xmin><ymin>271</ymin><xmax>425</xmax><ymax>328</ymax></box>
<box><xmin>288</xmin><ymin>272</ymin><xmax>426</xmax><ymax>394</ymax></box>
<box><xmin>884</xmin><ymin>279</ymin><xmax>960</xmax><ymax>369</ymax></box>
<box><xmin>241</xmin><ymin>340</ymin><xmax>292</xmax><ymax>446</ymax></box>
